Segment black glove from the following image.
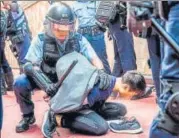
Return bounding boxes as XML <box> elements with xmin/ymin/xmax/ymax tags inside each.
<box><xmin>45</xmin><ymin>83</ymin><xmax>58</xmax><ymax>97</ymax></box>
<box><xmin>23</xmin><ymin>62</ymin><xmax>58</xmax><ymax>97</ymax></box>
<box><xmin>95</xmin><ymin>69</ymin><xmax>111</xmax><ymax>90</ymax></box>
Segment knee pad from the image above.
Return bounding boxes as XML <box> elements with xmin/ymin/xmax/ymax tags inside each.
<box><xmin>98</xmin><ymin>102</ymin><xmax>127</xmax><ymax>120</ymax></box>
<box><xmin>157</xmin><ymin>93</ymin><xmax>179</xmax><ymax>135</ymax></box>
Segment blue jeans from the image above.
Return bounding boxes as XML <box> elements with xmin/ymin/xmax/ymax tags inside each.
<box><xmin>150</xmin><ymin>4</ymin><xmax>179</xmax><ymax>138</ymax></box>
<box><xmin>109</xmin><ymin>22</ymin><xmax>137</xmax><ymax>77</ymax></box>
<box><xmin>14</xmin><ymin>32</ymin><xmax>31</xmax><ymax>65</ymax></box>
<box><xmin>147</xmin><ymin>35</ymin><xmax>161</xmax><ymax>98</ymax></box>
<box><xmin>14</xmin><ymin>74</ymin><xmax>38</xmax><ymax>115</ymax></box>
<box><xmin>83</xmin><ymin>33</ymin><xmax>111</xmax><ymax>74</ymax></box>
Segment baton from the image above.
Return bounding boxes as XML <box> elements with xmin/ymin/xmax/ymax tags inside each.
<box><xmin>54</xmin><ymin>59</ymin><xmax>78</xmax><ymax>88</ymax></box>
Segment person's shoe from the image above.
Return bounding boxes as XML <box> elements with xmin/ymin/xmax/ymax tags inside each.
<box><xmin>41</xmin><ymin>110</ymin><xmax>57</xmax><ymax>138</ymax></box>
<box><xmin>109</xmin><ymin>117</ymin><xmax>143</xmax><ymax>134</ymax></box>
<box><xmin>131</xmin><ymin>86</ymin><xmax>153</xmax><ymax>100</ymax></box>
<box><xmin>16</xmin><ymin>115</ymin><xmax>36</xmax><ymax>133</ymax></box>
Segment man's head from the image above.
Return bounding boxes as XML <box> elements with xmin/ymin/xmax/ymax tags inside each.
<box><xmin>44</xmin><ymin>2</ymin><xmax>75</xmax><ymax>44</ymax></box>
<box><xmin>118</xmin><ymin>71</ymin><xmax>146</xmax><ymax>98</ymax></box>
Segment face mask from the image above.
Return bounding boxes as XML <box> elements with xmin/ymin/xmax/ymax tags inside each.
<box><xmin>51</xmin><ymin>23</ymin><xmax>75</xmax><ymax>41</ymax></box>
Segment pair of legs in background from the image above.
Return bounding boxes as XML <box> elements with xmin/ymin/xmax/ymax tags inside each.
<box><xmin>109</xmin><ymin>21</ymin><xmax>137</xmax><ymax>77</ymax></box>
<box><xmin>150</xmin><ymin>4</ymin><xmax>179</xmax><ymax>138</ymax></box>
<box><xmin>0</xmin><ymin>31</ymin><xmax>31</xmax><ymax>94</ymax></box>
<box><xmin>10</xmin><ymin>32</ymin><xmax>31</xmax><ymax>73</ymax></box>
<box><xmin>0</xmin><ymin>40</ymin><xmax>14</xmax><ymax>94</ymax></box>
<box><xmin>82</xmin><ymin>32</ymin><xmax>111</xmax><ymax>75</ymax></box>
<box><xmin>109</xmin><ymin>21</ymin><xmax>161</xmax><ymax>100</ymax></box>
<box><xmin>147</xmin><ymin>34</ymin><xmax>161</xmax><ymax>99</ymax></box>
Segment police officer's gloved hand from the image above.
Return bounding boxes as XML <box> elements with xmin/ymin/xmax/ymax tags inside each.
<box><xmin>95</xmin><ymin>69</ymin><xmax>111</xmax><ymax>90</ymax></box>
<box><xmin>45</xmin><ymin>83</ymin><xmax>58</xmax><ymax>97</ymax></box>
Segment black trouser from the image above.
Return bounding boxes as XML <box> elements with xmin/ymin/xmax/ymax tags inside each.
<box><xmin>61</xmin><ymin>102</ymin><xmax>127</xmax><ymax>135</ymax></box>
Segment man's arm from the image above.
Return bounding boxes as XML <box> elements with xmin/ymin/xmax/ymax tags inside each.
<box><xmin>79</xmin><ymin>36</ymin><xmax>104</xmax><ymax>69</ymax></box>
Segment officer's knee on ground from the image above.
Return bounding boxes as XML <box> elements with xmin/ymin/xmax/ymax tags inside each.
<box><xmin>94</xmin><ymin>122</ymin><xmax>109</xmax><ymax>135</ymax></box>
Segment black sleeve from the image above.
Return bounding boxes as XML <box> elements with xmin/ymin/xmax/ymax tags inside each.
<box><xmin>23</xmin><ymin>62</ymin><xmax>52</xmax><ymax>92</ymax></box>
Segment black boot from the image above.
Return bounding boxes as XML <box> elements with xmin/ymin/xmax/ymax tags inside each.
<box><xmin>41</xmin><ymin>110</ymin><xmax>57</xmax><ymax>138</ymax></box>
<box><xmin>16</xmin><ymin>114</ymin><xmax>36</xmax><ymax>133</ymax></box>
<box><xmin>4</xmin><ymin>71</ymin><xmax>14</xmax><ymax>91</ymax></box>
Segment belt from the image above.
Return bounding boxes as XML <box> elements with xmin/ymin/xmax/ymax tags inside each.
<box><xmin>78</xmin><ymin>25</ymin><xmax>102</xmax><ymax>35</ymax></box>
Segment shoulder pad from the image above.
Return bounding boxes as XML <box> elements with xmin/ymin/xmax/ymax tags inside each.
<box><xmin>38</xmin><ymin>33</ymin><xmax>45</xmax><ymax>41</ymax></box>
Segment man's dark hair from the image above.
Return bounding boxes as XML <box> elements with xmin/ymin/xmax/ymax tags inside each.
<box><xmin>121</xmin><ymin>70</ymin><xmax>146</xmax><ymax>92</ymax></box>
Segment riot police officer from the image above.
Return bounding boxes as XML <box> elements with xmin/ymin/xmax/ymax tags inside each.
<box><xmin>128</xmin><ymin>1</ymin><xmax>179</xmax><ymax>137</ymax></box>
<box><xmin>127</xmin><ymin>2</ymin><xmax>162</xmax><ymax>100</ymax></box>
<box><xmin>71</xmin><ymin>0</ymin><xmax>111</xmax><ymax>74</ymax></box>
<box><xmin>150</xmin><ymin>2</ymin><xmax>179</xmax><ymax>137</ymax></box>
<box><xmin>13</xmin><ymin>2</ymin><xmax>113</xmax><ymax>134</ymax></box>
<box><xmin>3</xmin><ymin>1</ymin><xmax>32</xmax><ymax>73</ymax></box>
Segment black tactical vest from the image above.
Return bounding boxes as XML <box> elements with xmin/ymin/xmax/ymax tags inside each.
<box><xmin>41</xmin><ymin>34</ymin><xmax>81</xmax><ymax>83</ymax></box>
